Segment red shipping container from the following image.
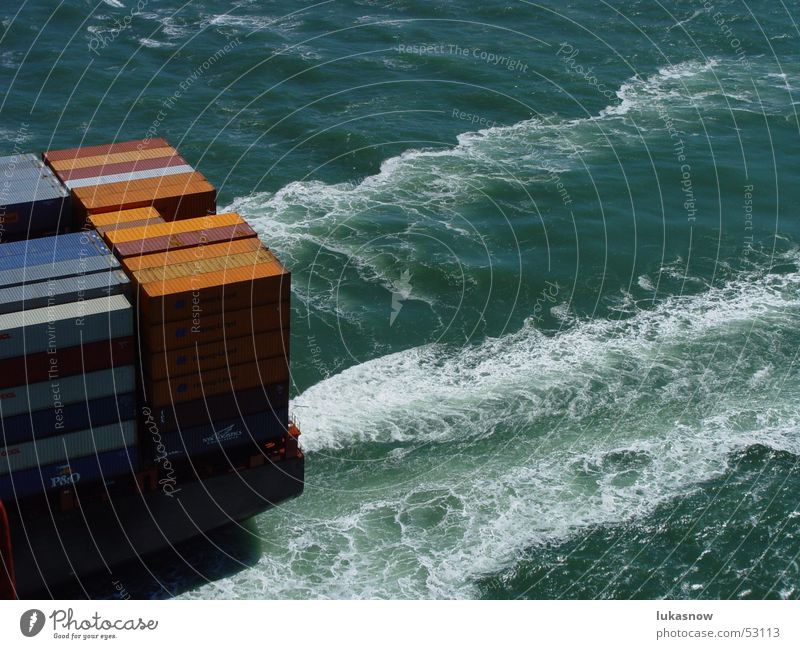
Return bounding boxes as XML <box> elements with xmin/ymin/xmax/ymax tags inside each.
<box><xmin>114</xmin><ymin>223</ymin><xmax>257</xmax><ymax>259</ymax></box>
<box><xmin>58</xmin><ymin>154</ymin><xmax>189</xmax><ymax>182</ymax></box>
<box><xmin>0</xmin><ymin>337</ymin><xmax>135</xmax><ymax>389</ymax></box>
<box><xmin>44</xmin><ymin>138</ymin><xmax>171</xmax><ymax>163</ymax></box>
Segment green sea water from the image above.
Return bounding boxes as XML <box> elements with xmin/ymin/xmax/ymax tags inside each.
<box><xmin>1</xmin><ymin>0</ymin><xmax>799</xmax><ymax>599</ymax></box>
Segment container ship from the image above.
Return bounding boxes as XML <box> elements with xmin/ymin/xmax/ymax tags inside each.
<box><xmin>0</xmin><ymin>139</ymin><xmax>304</xmax><ymax>598</ymax></box>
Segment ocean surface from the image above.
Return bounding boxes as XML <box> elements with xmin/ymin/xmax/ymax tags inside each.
<box><xmin>2</xmin><ymin>0</ymin><xmax>799</xmax><ymax>599</ymax></box>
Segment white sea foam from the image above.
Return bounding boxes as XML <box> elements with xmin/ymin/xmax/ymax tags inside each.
<box><xmin>187</xmin><ymin>58</ymin><xmax>800</xmax><ymax>599</ymax></box>
<box><xmin>184</xmin><ymin>258</ymin><xmax>800</xmax><ymax>599</ymax></box>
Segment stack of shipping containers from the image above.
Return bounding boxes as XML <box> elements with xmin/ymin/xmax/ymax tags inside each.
<box><xmin>103</xmin><ymin>213</ymin><xmax>292</xmax><ymax>468</ymax></box>
<box><xmin>0</xmin><ymin>154</ymin><xmax>71</xmax><ymax>241</ymax></box>
<box><xmin>43</xmin><ymin>139</ymin><xmax>216</xmax><ymax>227</ymax></box>
<box><xmin>0</xmin><ymin>138</ymin><xmax>295</xmax><ymax>508</ymax></box>
<box><xmin>0</xmin><ymin>233</ymin><xmax>137</xmax><ymax>501</ymax></box>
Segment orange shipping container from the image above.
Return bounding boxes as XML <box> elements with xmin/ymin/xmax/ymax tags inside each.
<box><xmin>88</xmin><ymin>206</ymin><xmax>161</xmax><ymax>227</ymax></box>
<box><xmin>72</xmin><ymin>171</ymin><xmax>209</xmax><ymax>204</ymax></box>
<box><xmin>103</xmin><ymin>212</ymin><xmax>243</xmax><ymax>245</ymax></box>
<box><xmin>139</xmin><ymin>261</ymin><xmax>290</xmax><ymax>324</ymax></box>
<box><xmin>132</xmin><ymin>248</ymin><xmax>274</xmax><ymax>286</ymax></box>
<box><xmin>72</xmin><ymin>182</ymin><xmax>216</xmax><ymax>224</ymax></box>
<box><xmin>142</xmin><ymin>301</ymin><xmax>289</xmax><ymax>352</ymax></box>
<box><xmin>144</xmin><ymin>357</ymin><xmax>290</xmax><ymax>407</ymax></box>
<box><xmin>144</xmin><ymin>329</ymin><xmax>289</xmax><ymax>380</ymax></box>
<box><xmin>122</xmin><ymin>237</ymin><xmax>262</xmax><ymax>273</ymax></box>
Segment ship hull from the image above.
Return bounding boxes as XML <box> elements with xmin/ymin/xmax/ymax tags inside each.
<box><xmin>8</xmin><ymin>456</ymin><xmax>304</xmax><ymax>598</ymax></box>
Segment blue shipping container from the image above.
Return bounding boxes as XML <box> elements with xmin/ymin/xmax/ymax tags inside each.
<box><xmin>0</xmin><ymin>158</ymin><xmax>71</xmax><ymax>236</ymax></box>
<box><xmin>0</xmin><ymin>231</ymin><xmax>109</xmax><ymax>262</ymax></box>
<box><xmin>1</xmin><ymin>392</ymin><xmax>137</xmax><ymax>445</ymax></box>
<box><xmin>157</xmin><ymin>408</ymin><xmax>288</xmax><ymax>463</ymax></box>
<box><xmin>0</xmin><ymin>253</ymin><xmax>119</xmax><ymax>289</ymax></box>
<box><xmin>0</xmin><ymin>446</ymin><xmax>139</xmax><ymax>501</ymax></box>
<box><xmin>0</xmin><ymin>365</ymin><xmax>135</xmax><ymax>418</ymax></box>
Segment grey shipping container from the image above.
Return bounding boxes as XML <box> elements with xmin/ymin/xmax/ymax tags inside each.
<box><xmin>0</xmin><ymin>364</ymin><xmax>135</xmax><ymax>418</ymax></box>
<box><xmin>0</xmin><ymin>419</ymin><xmax>136</xmax><ymax>475</ymax></box>
<box><xmin>0</xmin><ymin>293</ymin><xmax>133</xmax><ymax>360</ymax></box>
<box><xmin>64</xmin><ymin>164</ymin><xmax>195</xmax><ymax>189</ymax></box>
<box><xmin>0</xmin><ymin>253</ymin><xmax>120</xmax><ymax>289</ymax></box>
<box><xmin>0</xmin><ymin>269</ymin><xmax>130</xmax><ymax>315</ymax></box>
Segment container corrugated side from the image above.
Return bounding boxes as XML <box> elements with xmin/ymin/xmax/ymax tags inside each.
<box><xmin>0</xmin><ymin>446</ymin><xmax>138</xmax><ymax>500</ymax></box>
<box><xmin>113</xmin><ymin>223</ymin><xmax>255</xmax><ymax>259</ymax></box>
<box><xmin>43</xmin><ymin>138</ymin><xmax>171</xmax><ymax>163</ymax></box>
<box><xmin>87</xmin><ymin>206</ymin><xmax>161</xmax><ymax>227</ymax></box>
<box><xmin>72</xmin><ymin>171</ymin><xmax>209</xmax><ymax>205</ymax></box>
<box><xmin>143</xmin><ymin>302</ymin><xmax>290</xmax><ymax>352</ymax></box>
<box><xmin>140</xmin><ymin>262</ymin><xmax>290</xmax><ymax>323</ymax></box>
<box><xmin>103</xmin><ymin>212</ymin><xmax>242</xmax><ymax>245</ymax></box>
<box><xmin>158</xmin><ymin>409</ymin><xmax>288</xmax><ymax>464</ymax></box>
<box><xmin>65</xmin><ymin>164</ymin><xmax>195</xmax><ymax>190</ymax></box>
<box><xmin>0</xmin><ymin>252</ymin><xmax>119</xmax><ymax>287</ymax></box>
<box><xmin>0</xmin><ymin>231</ymin><xmax>108</xmax><ymax>261</ymax></box>
<box><xmin>121</xmin><ymin>237</ymin><xmax>262</xmax><ymax>273</ymax></box>
<box><xmin>94</xmin><ymin>216</ymin><xmax>165</xmax><ymax>236</ymax></box>
<box><xmin>0</xmin><ymin>153</ymin><xmax>41</xmax><ymax>169</ymax></box>
<box><xmin>1</xmin><ymin>392</ymin><xmax>136</xmax><ymax>445</ymax></box>
<box><xmin>48</xmin><ymin>146</ymin><xmax>178</xmax><ymax>173</ymax></box>
<box><xmin>72</xmin><ymin>183</ymin><xmax>215</xmax><ymax>224</ymax></box>
<box><xmin>0</xmin><ymin>294</ymin><xmax>133</xmax><ymax>360</ymax></box>
<box><xmin>132</xmin><ymin>248</ymin><xmax>273</xmax><ymax>285</ymax></box>
<box><xmin>0</xmin><ymin>167</ymin><xmax>67</xmax><ymax>204</ymax></box>
<box><xmin>145</xmin><ymin>330</ymin><xmax>289</xmax><ymax>380</ymax></box>
<box><xmin>0</xmin><ymin>365</ymin><xmax>135</xmax><ymax>418</ymax></box>
<box><xmin>1</xmin><ymin>191</ymin><xmax>71</xmax><ymax>237</ymax></box>
<box><xmin>0</xmin><ymin>419</ymin><xmax>137</xmax><ymax>475</ymax></box>
<box><xmin>0</xmin><ymin>336</ymin><xmax>134</xmax><ymax>389</ymax></box>
<box><xmin>144</xmin><ymin>357</ymin><xmax>290</xmax><ymax>407</ymax></box>
<box><xmin>145</xmin><ymin>383</ymin><xmax>289</xmax><ymax>433</ymax></box>
<box><xmin>0</xmin><ymin>270</ymin><xmax>130</xmax><ymax>315</ymax></box>
<box><xmin>59</xmin><ymin>154</ymin><xmax>188</xmax><ymax>182</ymax></box>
